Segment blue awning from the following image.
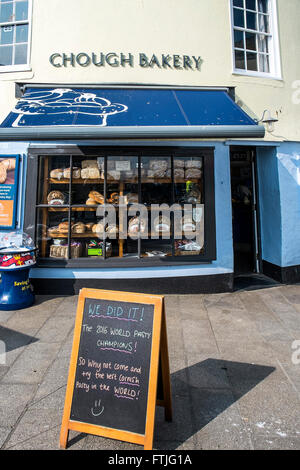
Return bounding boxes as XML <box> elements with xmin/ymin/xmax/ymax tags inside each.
<box><xmin>0</xmin><ymin>86</ymin><xmax>265</xmax><ymax>140</ymax></box>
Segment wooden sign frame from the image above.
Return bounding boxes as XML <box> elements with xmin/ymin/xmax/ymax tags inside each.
<box><xmin>60</xmin><ymin>288</ymin><xmax>172</xmax><ymax>450</ymax></box>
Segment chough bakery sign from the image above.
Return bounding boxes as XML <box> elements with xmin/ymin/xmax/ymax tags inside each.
<box><xmin>49</xmin><ymin>52</ymin><xmax>203</xmax><ymax>71</ymax></box>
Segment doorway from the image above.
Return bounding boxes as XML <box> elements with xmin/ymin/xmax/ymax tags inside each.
<box><xmin>230</xmin><ymin>147</ymin><xmax>260</xmax><ymax>275</ymax></box>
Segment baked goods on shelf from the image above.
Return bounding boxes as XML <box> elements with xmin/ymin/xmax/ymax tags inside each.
<box><xmin>50</xmin><ymin>168</ymin><xmax>64</xmax><ymax>180</ymax></box>
<box><xmin>81</xmin><ymin>167</ymin><xmax>101</xmax><ymax>179</ymax></box>
<box><xmin>88</xmin><ymin>191</ymin><xmax>104</xmax><ymax>204</ymax></box>
<box><xmin>72</xmin><ymin>222</ymin><xmax>86</xmax><ymax>234</ymax></box>
<box><xmin>108</xmin><ymin>192</ymin><xmax>119</xmax><ymax>204</ymax></box>
<box><xmin>49</xmin><ymin>242</ymin><xmax>82</xmax><ymax>259</ymax></box>
<box><xmin>128</xmin><ymin>217</ymin><xmax>147</xmax><ymax>234</ymax></box>
<box><xmin>86</xmin><ymin>198</ymin><xmax>98</xmax><ymax>206</ymax></box>
<box><xmin>47</xmin><ymin>190</ymin><xmax>65</xmax><ymax>205</ymax></box>
<box><xmin>85</xmin><ymin>222</ymin><xmax>94</xmax><ymax>231</ymax></box>
<box><xmin>185</xmin><ymin>159</ymin><xmax>202</xmax><ymax>169</ymax></box>
<box><xmin>63</xmin><ymin>167</ymin><xmax>81</xmax><ymax>179</ymax></box>
<box><xmin>58</xmin><ymin>221</ymin><xmax>73</xmax><ymax>233</ymax></box>
<box><xmin>185</xmin><ymin>168</ymin><xmax>202</xmax><ymax>179</ymax></box>
<box><xmin>81</xmin><ymin>160</ymin><xmax>99</xmax><ymax>169</ymax></box>
<box><xmin>124</xmin><ymin>193</ymin><xmax>138</xmax><ymax>204</ymax></box>
<box><xmin>92</xmin><ymin>221</ymin><xmax>105</xmax><ymax>233</ymax></box>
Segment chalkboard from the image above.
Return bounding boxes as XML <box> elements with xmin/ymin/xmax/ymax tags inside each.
<box><xmin>60</xmin><ymin>288</ymin><xmax>172</xmax><ymax>450</ymax></box>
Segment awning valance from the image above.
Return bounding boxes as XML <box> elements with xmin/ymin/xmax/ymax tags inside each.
<box><xmin>0</xmin><ymin>86</ymin><xmax>265</xmax><ymax>140</ymax></box>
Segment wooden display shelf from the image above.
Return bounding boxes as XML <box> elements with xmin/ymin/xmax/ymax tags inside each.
<box><xmin>48</xmin><ymin>231</ymin><xmax>96</xmax><ymax>239</ymax></box>
<box><xmin>41</xmin><ymin>206</ymin><xmax>98</xmax><ymax>212</ymax></box>
<box><xmin>48</xmin><ymin>177</ymin><xmax>200</xmax><ymax>185</ymax></box>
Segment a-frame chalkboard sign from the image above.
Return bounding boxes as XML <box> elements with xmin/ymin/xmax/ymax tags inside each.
<box><xmin>60</xmin><ymin>288</ymin><xmax>172</xmax><ymax>450</ymax></box>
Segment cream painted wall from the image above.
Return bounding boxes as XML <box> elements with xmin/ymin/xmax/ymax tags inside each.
<box><xmin>0</xmin><ymin>0</ymin><xmax>299</xmax><ymax>141</ymax></box>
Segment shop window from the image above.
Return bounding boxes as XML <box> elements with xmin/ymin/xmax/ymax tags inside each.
<box><xmin>0</xmin><ymin>0</ymin><xmax>31</xmax><ymax>71</ymax></box>
<box><xmin>25</xmin><ymin>148</ymin><xmax>216</xmax><ymax>266</ymax></box>
<box><xmin>231</xmin><ymin>0</ymin><xmax>281</xmax><ymax>78</ymax></box>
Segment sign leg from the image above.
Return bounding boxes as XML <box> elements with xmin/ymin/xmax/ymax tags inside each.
<box><xmin>160</xmin><ymin>303</ymin><xmax>172</xmax><ymax>422</ymax></box>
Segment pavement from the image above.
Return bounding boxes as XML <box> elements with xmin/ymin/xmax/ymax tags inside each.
<box><xmin>0</xmin><ymin>282</ymin><xmax>300</xmax><ymax>450</ymax></box>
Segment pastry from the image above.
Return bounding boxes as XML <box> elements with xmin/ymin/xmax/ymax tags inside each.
<box><xmin>50</xmin><ymin>168</ymin><xmax>64</xmax><ymax>180</ymax></box>
<box><xmin>108</xmin><ymin>192</ymin><xmax>119</xmax><ymax>204</ymax></box>
<box><xmin>88</xmin><ymin>191</ymin><xmax>104</xmax><ymax>204</ymax></box>
<box><xmin>81</xmin><ymin>167</ymin><xmax>101</xmax><ymax>179</ymax></box>
<box><xmin>72</xmin><ymin>222</ymin><xmax>86</xmax><ymax>234</ymax></box>
<box><xmin>47</xmin><ymin>191</ymin><xmax>65</xmax><ymax>205</ymax></box>
<box><xmin>81</xmin><ymin>160</ymin><xmax>99</xmax><ymax>169</ymax></box>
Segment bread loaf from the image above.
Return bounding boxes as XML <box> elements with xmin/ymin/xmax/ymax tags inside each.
<box><xmin>185</xmin><ymin>159</ymin><xmax>202</xmax><ymax>169</ymax></box>
<box><xmin>72</xmin><ymin>222</ymin><xmax>86</xmax><ymax>234</ymax></box>
<box><xmin>50</xmin><ymin>168</ymin><xmax>64</xmax><ymax>180</ymax></box>
<box><xmin>88</xmin><ymin>191</ymin><xmax>104</xmax><ymax>204</ymax></box>
<box><xmin>185</xmin><ymin>168</ymin><xmax>202</xmax><ymax>179</ymax></box>
<box><xmin>86</xmin><ymin>198</ymin><xmax>97</xmax><ymax>206</ymax></box>
<box><xmin>81</xmin><ymin>160</ymin><xmax>99</xmax><ymax>169</ymax></box>
<box><xmin>63</xmin><ymin>167</ymin><xmax>81</xmax><ymax>179</ymax></box>
<box><xmin>149</xmin><ymin>160</ymin><xmax>168</xmax><ymax>171</ymax></box>
<box><xmin>81</xmin><ymin>167</ymin><xmax>101</xmax><ymax>179</ymax></box>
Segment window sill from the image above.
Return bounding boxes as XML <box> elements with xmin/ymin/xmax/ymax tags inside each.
<box><xmin>36</xmin><ymin>256</ymin><xmax>214</xmax><ymax>269</ymax></box>
<box><xmin>0</xmin><ymin>65</ymin><xmax>32</xmax><ymax>74</ymax></box>
<box><xmin>232</xmin><ymin>70</ymin><xmax>283</xmax><ymax>82</ymax></box>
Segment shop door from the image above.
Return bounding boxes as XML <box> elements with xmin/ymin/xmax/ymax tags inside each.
<box><xmin>230</xmin><ymin>147</ymin><xmax>260</xmax><ymax>275</ymax></box>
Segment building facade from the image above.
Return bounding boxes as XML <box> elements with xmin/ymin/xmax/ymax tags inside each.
<box><xmin>0</xmin><ymin>0</ymin><xmax>299</xmax><ymax>294</ymax></box>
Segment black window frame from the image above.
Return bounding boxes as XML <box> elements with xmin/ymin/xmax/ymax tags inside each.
<box><xmin>24</xmin><ymin>145</ymin><xmax>216</xmax><ymax>268</ymax></box>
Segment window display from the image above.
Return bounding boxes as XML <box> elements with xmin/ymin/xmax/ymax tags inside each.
<box><xmin>29</xmin><ymin>148</ymin><xmax>214</xmax><ymax>265</ymax></box>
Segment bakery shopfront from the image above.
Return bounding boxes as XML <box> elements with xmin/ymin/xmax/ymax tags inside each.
<box><xmin>0</xmin><ymin>85</ymin><xmax>265</xmax><ymax>294</ymax></box>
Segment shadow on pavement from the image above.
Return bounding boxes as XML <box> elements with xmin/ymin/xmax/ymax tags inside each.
<box><xmin>154</xmin><ymin>358</ymin><xmax>276</xmax><ymax>449</ymax></box>
<box><xmin>0</xmin><ymin>325</ymin><xmax>38</xmax><ymax>353</ymax></box>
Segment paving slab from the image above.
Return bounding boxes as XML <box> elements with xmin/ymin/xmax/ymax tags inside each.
<box><xmin>0</xmin><ymin>284</ymin><xmax>300</xmax><ymax>450</ymax></box>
